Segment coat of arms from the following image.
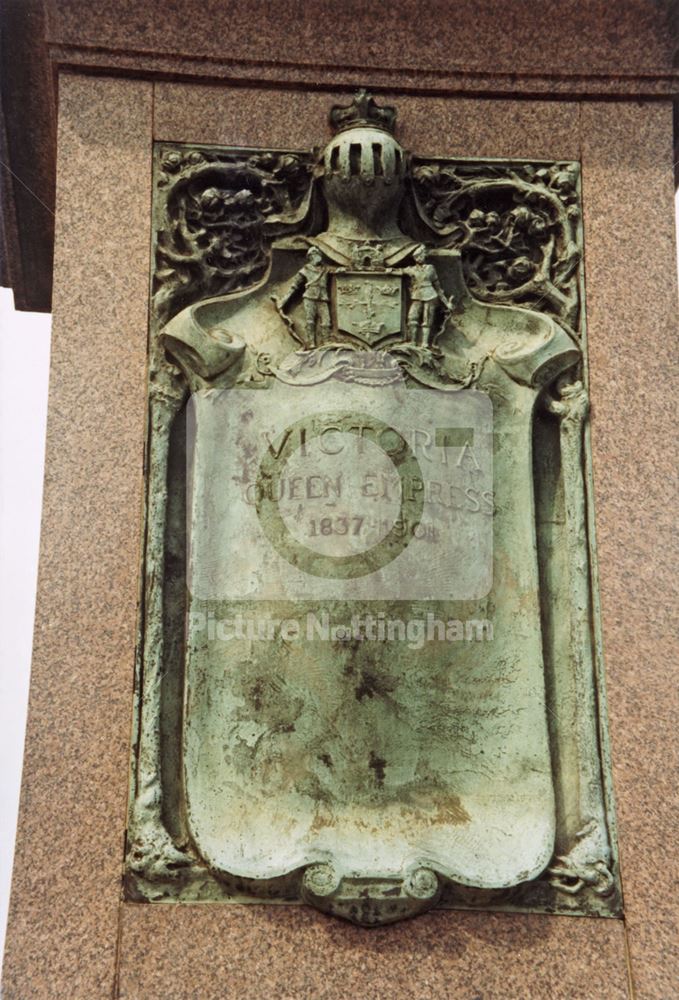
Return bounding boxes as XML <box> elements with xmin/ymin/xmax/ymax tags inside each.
<box><xmin>333</xmin><ymin>271</ymin><xmax>403</xmax><ymax>343</ymax></box>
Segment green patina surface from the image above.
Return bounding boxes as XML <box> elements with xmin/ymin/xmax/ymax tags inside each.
<box><xmin>124</xmin><ymin>92</ymin><xmax>620</xmax><ymax>925</ymax></box>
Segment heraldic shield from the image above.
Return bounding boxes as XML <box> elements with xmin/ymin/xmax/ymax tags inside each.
<box><xmin>333</xmin><ymin>271</ymin><xmax>404</xmax><ymax>343</ymax></box>
<box><xmin>125</xmin><ymin>91</ymin><xmax>619</xmax><ymax>925</ymax></box>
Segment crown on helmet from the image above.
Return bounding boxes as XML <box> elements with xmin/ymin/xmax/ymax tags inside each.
<box><xmin>329</xmin><ymin>89</ymin><xmax>397</xmax><ymax>135</ymax></box>
<box><xmin>321</xmin><ymin>89</ymin><xmax>406</xmax><ymax>195</ymax></box>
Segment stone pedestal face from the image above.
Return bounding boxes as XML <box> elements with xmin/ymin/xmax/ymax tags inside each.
<box><xmin>2</xmin><ymin>74</ymin><xmax>678</xmax><ymax>998</ymax></box>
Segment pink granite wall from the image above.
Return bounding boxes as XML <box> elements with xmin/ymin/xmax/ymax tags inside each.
<box><xmin>3</xmin><ymin>74</ymin><xmax>677</xmax><ymax>999</ymax></box>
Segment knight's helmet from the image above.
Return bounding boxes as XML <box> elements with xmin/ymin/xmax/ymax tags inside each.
<box><xmin>321</xmin><ymin>90</ymin><xmax>407</xmax><ymax>232</ymax></box>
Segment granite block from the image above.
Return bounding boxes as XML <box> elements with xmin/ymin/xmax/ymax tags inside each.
<box><xmin>580</xmin><ymin>100</ymin><xmax>679</xmax><ymax>1000</ymax></box>
<box><xmin>117</xmin><ymin>903</ymin><xmax>629</xmax><ymax>1000</ymax></box>
<box><xmin>46</xmin><ymin>0</ymin><xmax>675</xmax><ymax>77</ymax></box>
<box><xmin>46</xmin><ymin>46</ymin><xmax>679</xmax><ymax>102</ymax></box>
<box><xmin>153</xmin><ymin>84</ymin><xmax>580</xmax><ymax>161</ymax></box>
<box><xmin>4</xmin><ymin>75</ymin><xmax>679</xmax><ymax>999</ymax></box>
<box><xmin>1</xmin><ymin>75</ymin><xmax>153</xmax><ymax>999</ymax></box>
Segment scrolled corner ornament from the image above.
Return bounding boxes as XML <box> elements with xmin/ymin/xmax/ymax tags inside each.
<box><xmin>126</xmin><ymin>90</ymin><xmax>621</xmax><ymax>924</ymax></box>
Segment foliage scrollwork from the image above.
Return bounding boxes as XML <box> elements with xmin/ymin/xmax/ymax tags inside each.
<box><xmin>411</xmin><ymin>159</ymin><xmax>582</xmax><ymax>334</ymax></box>
<box><xmin>153</xmin><ymin>146</ymin><xmax>315</xmax><ymax>324</ymax></box>
<box><xmin>154</xmin><ymin>146</ymin><xmax>583</xmax><ymax>338</ymax></box>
